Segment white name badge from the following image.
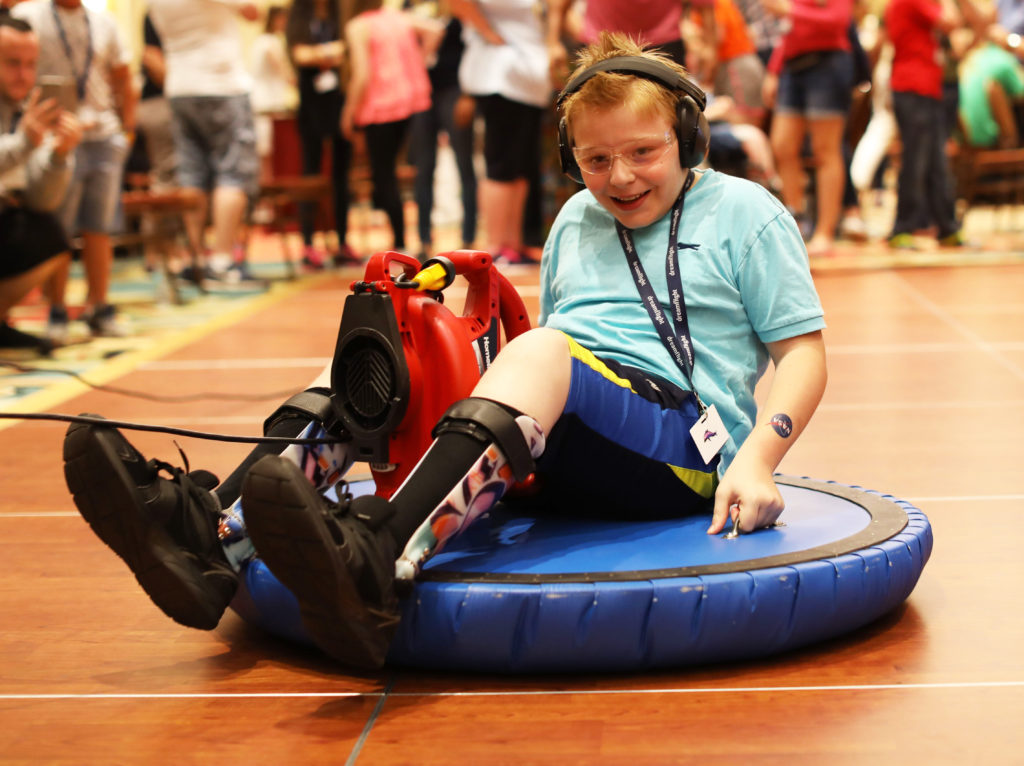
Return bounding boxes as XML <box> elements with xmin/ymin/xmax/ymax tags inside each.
<box><xmin>314</xmin><ymin>69</ymin><xmax>339</xmax><ymax>93</ymax></box>
<box><xmin>690</xmin><ymin>403</ymin><xmax>729</xmax><ymax>464</ymax></box>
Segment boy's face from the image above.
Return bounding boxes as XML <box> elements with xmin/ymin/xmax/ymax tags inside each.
<box><xmin>571</xmin><ymin>103</ymin><xmax>686</xmax><ymax>230</ymax></box>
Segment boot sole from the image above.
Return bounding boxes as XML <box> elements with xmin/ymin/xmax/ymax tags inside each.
<box><xmin>63</xmin><ymin>420</ymin><xmax>228</xmax><ymax>630</ymax></box>
<box><xmin>242</xmin><ymin>455</ymin><xmax>398</xmax><ymax>670</ymax></box>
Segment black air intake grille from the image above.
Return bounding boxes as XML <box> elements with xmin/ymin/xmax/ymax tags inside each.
<box><xmin>344</xmin><ymin>343</ymin><xmax>394</xmax><ymax>420</ymax></box>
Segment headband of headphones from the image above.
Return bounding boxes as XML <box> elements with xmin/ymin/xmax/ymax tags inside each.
<box><xmin>556</xmin><ymin>55</ymin><xmax>707</xmax><ymax>112</ymax></box>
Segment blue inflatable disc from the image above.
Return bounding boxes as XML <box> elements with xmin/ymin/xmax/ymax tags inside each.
<box><xmin>230</xmin><ymin>477</ymin><xmax>932</xmax><ymax>673</ymax></box>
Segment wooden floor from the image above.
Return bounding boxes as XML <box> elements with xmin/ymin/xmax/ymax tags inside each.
<box><xmin>1</xmin><ymin>247</ymin><xmax>1023</xmax><ymax>764</ymax></box>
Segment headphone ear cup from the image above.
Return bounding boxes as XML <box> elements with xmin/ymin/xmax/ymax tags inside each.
<box><xmin>557</xmin><ymin>116</ymin><xmax>583</xmax><ymax>184</ymax></box>
<box><xmin>676</xmin><ymin>95</ymin><xmax>710</xmax><ymax>168</ymax></box>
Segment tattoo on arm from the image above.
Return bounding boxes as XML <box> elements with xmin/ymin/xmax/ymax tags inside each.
<box><xmin>768</xmin><ymin>413</ymin><xmax>793</xmax><ymax>438</ymax></box>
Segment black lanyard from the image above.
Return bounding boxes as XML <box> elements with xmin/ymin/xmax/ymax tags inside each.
<box><xmin>615</xmin><ymin>171</ymin><xmax>705</xmax><ymax>412</ymax></box>
<box><xmin>50</xmin><ymin>1</ymin><xmax>92</xmax><ymax>101</ymax></box>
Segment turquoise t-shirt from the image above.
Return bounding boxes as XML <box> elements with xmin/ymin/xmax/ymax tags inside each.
<box><xmin>959</xmin><ymin>43</ymin><xmax>1024</xmax><ymax>148</ymax></box>
<box><xmin>539</xmin><ymin>169</ymin><xmax>826</xmax><ymax>469</ymax></box>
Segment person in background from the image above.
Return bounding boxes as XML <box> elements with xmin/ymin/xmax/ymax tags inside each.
<box><xmin>1</xmin><ymin>15</ymin><xmax>81</xmax><ymax>352</ymax></box>
<box><xmin>761</xmin><ymin>0</ymin><xmax>855</xmax><ymax>257</ymax></box>
<box><xmin>12</xmin><ymin>0</ymin><xmax>135</xmax><ymax>339</ymax></box>
<box><xmin>131</xmin><ymin>13</ymin><xmax>189</xmax><ymax>278</ymax></box>
<box><xmin>340</xmin><ymin>0</ymin><xmax>441</xmax><ymax>255</ymax></box>
<box><xmin>958</xmin><ymin>6</ymin><xmax>1024</xmax><ymax>149</ymax></box>
<box><xmin>684</xmin><ymin>0</ymin><xmax>766</xmax><ymax>126</ymax></box>
<box><xmin>250</xmin><ymin>5</ymin><xmax>296</xmax><ymax>178</ymax></box>
<box><xmin>285</xmin><ymin>0</ymin><xmax>357</xmax><ymax>267</ymax></box>
<box><xmin>546</xmin><ymin>0</ymin><xmax>718</xmax><ymax>85</ymax></box>
<box><xmin>453</xmin><ymin>0</ymin><xmax>549</xmax><ymax>264</ymax></box>
<box><xmin>884</xmin><ymin>0</ymin><xmax>964</xmax><ymax>249</ymax></box>
<box><xmin>146</xmin><ymin>0</ymin><xmax>261</xmax><ymax>281</ymax></box>
<box><xmin>136</xmin><ymin>16</ymin><xmax>175</xmax><ymax>194</ymax></box>
<box><xmin>409</xmin><ymin>7</ymin><xmax>478</xmax><ymax>261</ymax></box>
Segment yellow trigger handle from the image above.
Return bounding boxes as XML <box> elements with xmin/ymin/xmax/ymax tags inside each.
<box><xmin>411</xmin><ymin>256</ymin><xmax>457</xmax><ymax>292</ymax></box>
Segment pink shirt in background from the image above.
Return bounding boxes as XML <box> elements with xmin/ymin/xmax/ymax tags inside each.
<box><xmin>354</xmin><ymin>8</ymin><xmax>432</xmax><ymax>126</ymax></box>
<box><xmin>580</xmin><ymin>0</ymin><xmax>713</xmax><ymax>46</ymax></box>
<box><xmin>767</xmin><ymin>0</ymin><xmax>853</xmax><ymax>74</ymax></box>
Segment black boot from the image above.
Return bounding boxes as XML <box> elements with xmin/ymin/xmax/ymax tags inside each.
<box><xmin>63</xmin><ymin>416</ymin><xmax>237</xmax><ymax>629</ymax></box>
<box><xmin>241</xmin><ymin>455</ymin><xmax>400</xmax><ymax>670</ymax></box>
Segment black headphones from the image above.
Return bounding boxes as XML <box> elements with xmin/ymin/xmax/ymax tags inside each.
<box><xmin>556</xmin><ymin>56</ymin><xmax>710</xmax><ymax>183</ymax></box>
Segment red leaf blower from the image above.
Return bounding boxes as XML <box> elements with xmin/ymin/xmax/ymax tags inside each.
<box><xmin>328</xmin><ymin>250</ymin><xmax>531</xmax><ymax>498</ymax></box>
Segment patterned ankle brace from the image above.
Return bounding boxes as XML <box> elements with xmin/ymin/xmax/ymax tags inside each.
<box><xmin>395</xmin><ymin>415</ymin><xmax>546</xmax><ymax>581</ymax></box>
<box><xmin>217</xmin><ymin>422</ymin><xmax>353</xmax><ymax>571</ymax></box>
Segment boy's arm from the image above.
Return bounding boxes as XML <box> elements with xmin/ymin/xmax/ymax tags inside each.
<box><xmin>707</xmin><ymin>329</ymin><xmax>827</xmax><ymax>534</ymax></box>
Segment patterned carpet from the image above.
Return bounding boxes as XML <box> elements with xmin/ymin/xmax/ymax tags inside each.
<box><xmin>0</xmin><ymin>253</ymin><xmax>327</xmax><ymax>414</ymax></box>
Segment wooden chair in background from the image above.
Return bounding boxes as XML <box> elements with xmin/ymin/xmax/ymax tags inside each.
<box><xmin>120</xmin><ymin>175</ymin><xmax>205</xmax><ymax>304</ymax></box>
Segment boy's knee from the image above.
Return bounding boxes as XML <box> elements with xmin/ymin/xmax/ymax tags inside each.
<box><xmin>503</xmin><ymin>327</ymin><xmax>569</xmax><ymax>361</ymax></box>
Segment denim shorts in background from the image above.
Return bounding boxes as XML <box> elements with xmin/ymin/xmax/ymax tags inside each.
<box><xmin>775</xmin><ymin>49</ymin><xmax>854</xmax><ymax>119</ymax></box>
<box><xmin>169</xmin><ymin>94</ymin><xmax>259</xmax><ymax>196</ymax></box>
<box><xmin>57</xmin><ymin>134</ymin><xmax>129</xmax><ymax>235</ymax></box>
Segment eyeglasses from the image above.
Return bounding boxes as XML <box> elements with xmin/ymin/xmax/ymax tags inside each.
<box><xmin>572</xmin><ymin>132</ymin><xmax>675</xmax><ymax>176</ymax></box>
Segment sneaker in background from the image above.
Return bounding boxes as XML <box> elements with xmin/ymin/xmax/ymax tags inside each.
<box><xmin>302</xmin><ymin>246</ymin><xmax>327</xmax><ymax>270</ymax></box>
<box><xmin>492</xmin><ymin>247</ymin><xmax>536</xmax><ymax>266</ymax></box>
<box><xmin>839</xmin><ymin>214</ymin><xmax>869</xmax><ymax>243</ymax></box>
<box><xmin>888</xmin><ymin>233</ymin><xmax>919</xmax><ymax>251</ymax></box>
<box><xmin>938</xmin><ymin>230</ymin><xmax>967</xmax><ymax>248</ymax></box>
<box><xmin>333</xmin><ymin>243</ymin><xmax>362</xmax><ymax>267</ymax></box>
<box><xmin>224</xmin><ymin>261</ymin><xmax>269</xmax><ymax>289</ymax></box>
<box><xmin>46</xmin><ymin>305</ymin><xmax>70</xmax><ymax>345</ymax></box>
<box><xmin>81</xmin><ymin>304</ymin><xmax>130</xmax><ymax>337</ymax></box>
<box><xmin>207</xmin><ymin>251</ymin><xmax>235</xmax><ymax>279</ymax></box>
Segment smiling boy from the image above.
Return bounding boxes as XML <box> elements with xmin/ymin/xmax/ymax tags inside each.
<box><xmin>234</xmin><ymin>32</ymin><xmax>828</xmax><ymax>667</ymax></box>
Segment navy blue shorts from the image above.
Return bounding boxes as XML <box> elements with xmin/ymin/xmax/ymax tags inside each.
<box><xmin>528</xmin><ymin>335</ymin><xmax>718</xmax><ymax>520</ymax></box>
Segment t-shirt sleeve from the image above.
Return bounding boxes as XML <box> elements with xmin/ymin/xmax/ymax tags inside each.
<box><xmin>735</xmin><ymin>208</ymin><xmax>826</xmax><ymax>344</ymax></box>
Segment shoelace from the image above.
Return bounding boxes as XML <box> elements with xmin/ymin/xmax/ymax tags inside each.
<box><xmin>145</xmin><ymin>455</ymin><xmax>219</xmax><ymax>554</ymax></box>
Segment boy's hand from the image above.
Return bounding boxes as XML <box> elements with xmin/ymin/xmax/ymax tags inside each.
<box><xmin>707</xmin><ymin>453</ymin><xmax>785</xmax><ymax>535</ymax></box>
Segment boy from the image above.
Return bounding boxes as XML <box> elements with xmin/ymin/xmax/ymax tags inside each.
<box><xmin>63</xmin><ymin>33</ymin><xmax>826</xmax><ymax>670</ymax></box>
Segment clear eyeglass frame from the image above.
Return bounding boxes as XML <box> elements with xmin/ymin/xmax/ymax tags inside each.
<box><xmin>572</xmin><ymin>132</ymin><xmax>675</xmax><ymax>176</ymax></box>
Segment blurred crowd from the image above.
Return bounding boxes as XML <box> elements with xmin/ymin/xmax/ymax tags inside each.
<box><xmin>2</xmin><ymin>0</ymin><xmax>1024</xmax><ymax>354</ymax></box>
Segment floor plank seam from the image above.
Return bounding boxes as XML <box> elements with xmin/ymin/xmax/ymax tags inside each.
<box><xmin>345</xmin><ymin>675</ymin><xmax>395</xmax><ymax>766</ymax></box>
